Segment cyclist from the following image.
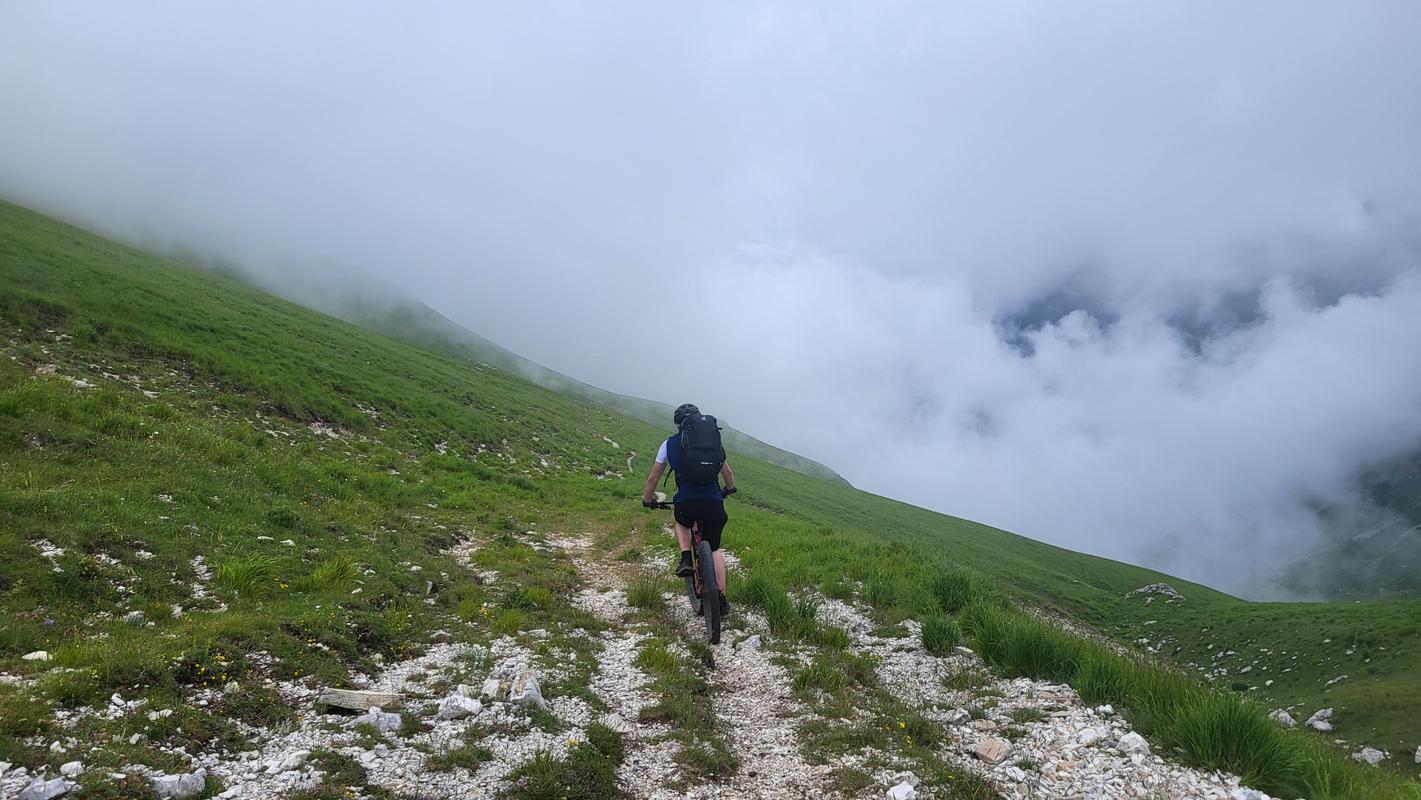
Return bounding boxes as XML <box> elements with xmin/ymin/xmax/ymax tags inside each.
<box><xmin>642</xmin><ymin>403</ymin><xmax>735</xmax><ymax>616</ymax></box>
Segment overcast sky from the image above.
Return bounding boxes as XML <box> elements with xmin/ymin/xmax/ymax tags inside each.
<box><xmin>5</xmin><ymin>1</ymin><xmax>1421</xmax><ymax>596</ymax></box>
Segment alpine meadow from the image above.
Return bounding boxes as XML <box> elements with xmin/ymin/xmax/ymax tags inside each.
<box><xmin>3</xmin><ymin>200</ymin><xmax>1420</xmax><ymax>799</ymax></box>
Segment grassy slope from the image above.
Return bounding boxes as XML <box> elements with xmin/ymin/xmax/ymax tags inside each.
<box><xmin>325</xmin><ymin>294</ymin><xmax>851</xmax><ymax>485</ymax></box>
<box><xmin>1</xmin><ymin>199</ymin><xmax>1418</xmax><ymax>792</ymax></box>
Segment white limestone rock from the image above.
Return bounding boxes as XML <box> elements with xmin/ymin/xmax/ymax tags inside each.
<box><xmin>151</xmin><ymin>769</ymin><xmax>207</xmax><ymax>799</ymax></box>
<box><xmin>1117</xmin><ymin>731</ymin><xmax>1150</xmax><ymax>755</ymax></box>
<box><xmin>58</xmin><ymin>761</ymin><xmax>83</xmax><ymax>778</ymax></box>
<box><xmin>434</xmin><ymin>691</ymin><xmax>483</xmax><ymax>721</ymax></box>
<box><xmin>18</xmin><ymin>778</ymin><xmax>74</xmax><ymax>800</ymax></box>
<box><xmin>1267</xmin><ymin>709</ymin><xmax>1296</xmax><ymax>728</ymax></box>
<box><xmin>886</xmin><ymin>781</ymin><xmax>917</xmax><ymax>800</ymax></box>
<box><xmin>508</xmin><ymin>670</ymin><xmax>546</xmax><ymax>709</ymax></box>
<box><xmin>1352</xmin><ymin>746</ymin><xmax>1386</xmax><ymax>766</ymax></box>
<box><xmin>21</xmin><ymin>651</ymin><xmax>50</xmax><ymax>662</ymax></box>
<box><xmin>1306</xmin><ymin>708</ymin><xmax>1334</xmax><ymax>732</ymax></box>
<box><xmin>348</xmin><ymin>707</ymin><xmax>402</xmax><ymax>733</ymax></box>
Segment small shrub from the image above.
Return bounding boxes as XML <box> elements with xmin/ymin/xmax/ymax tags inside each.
<box><xmin>920</xmin><ymin>615</ymin><xmax>960</xmax><ymax>655</ymax></box>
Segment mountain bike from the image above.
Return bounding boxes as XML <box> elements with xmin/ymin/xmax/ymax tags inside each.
<box><xmin>645</xmin><ymin>489</ymin><xmax>735</xmax><ymax>645</ymax></box>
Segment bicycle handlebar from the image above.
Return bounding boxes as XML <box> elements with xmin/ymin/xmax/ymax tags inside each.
<box><xmin>643</xmin><ymin>487</ymin><xmax>737</xmax><ymax>509</ymax></box>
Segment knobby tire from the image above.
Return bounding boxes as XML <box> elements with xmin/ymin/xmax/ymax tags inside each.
<box><xmin>698</xmin><ymin>540</ymin><xmax>721</xmax><ymax>644</ymax></box>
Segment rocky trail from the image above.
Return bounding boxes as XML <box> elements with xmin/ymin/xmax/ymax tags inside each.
<box><xmin>4</xmin><ymin>526</ymin><xmax>1282</xmax><ymax>800</ymax></box>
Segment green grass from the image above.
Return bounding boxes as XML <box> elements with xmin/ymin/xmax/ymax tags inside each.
<box><xmin>1</xmin><ymin>199</ymin><xmax>1419</xmax><ymax>795</ymax></box>
<box><xmin>626</xmin><ymin>579</ymin><xmax>664</xmax><ymax>611</ymax></box>
<box><xmin>501</xmin><ymin>723</ymin><xmax>625</xmax><ymax>800</ymax></box>
<box><xmin>921</xmin><ymin>614</ymin><xmax>961</xmax><ymax>655</ymax></box>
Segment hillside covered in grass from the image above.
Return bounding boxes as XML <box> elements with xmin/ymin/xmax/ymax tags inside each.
<box><xmin>2</xmin><ymin>199</ymin><xmax>1419</xmax><ymax>799</ymax></box>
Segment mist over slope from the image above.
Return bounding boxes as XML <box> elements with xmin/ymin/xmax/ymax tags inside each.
<box><xmin>309</xmin><ymin>289</ymin><xmax>850</xmax><ymax>486</ymax></box>
<box><xmin>4</xmin><ymin>2</ymin><xmax>1421</xmax><ymax>599</ymax></box>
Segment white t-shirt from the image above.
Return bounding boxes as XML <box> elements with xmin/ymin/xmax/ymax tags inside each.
<box><xmin>654</xmin><ymin>439</ymin><xmax>669</xmax><ymax>464</ymax></box>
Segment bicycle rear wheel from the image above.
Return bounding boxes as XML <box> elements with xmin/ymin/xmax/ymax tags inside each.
<box><xmin>684</xmin><ymin>572</ymin><xmax>702</xmax><ymax>616</ymax></box>
<box><xmin>697</xmin><ymin>540</ymin><xmax>721</xmax><ymax>644</ymax></box>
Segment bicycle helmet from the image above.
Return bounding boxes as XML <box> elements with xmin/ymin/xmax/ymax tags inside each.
<box><xmin>673</xmin><ymin>403</ymin><xmax>700</xmax><ymax>426</ymax></box>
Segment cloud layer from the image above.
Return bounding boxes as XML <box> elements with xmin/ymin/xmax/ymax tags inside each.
<box><xmin>5</xmin><ymin>1</ymin><xmax>1421</xmax><ymax>595</ymax></box>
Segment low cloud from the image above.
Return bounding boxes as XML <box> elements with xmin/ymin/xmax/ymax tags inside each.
<box><xmin>4</xmin><ymin>1</ymin><xmax>1421</xmax><ymax>596</ymax></box>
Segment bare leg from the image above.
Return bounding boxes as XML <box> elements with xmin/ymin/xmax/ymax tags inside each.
<box><xmin>712</xmin><ymin>550</ymin><xmax>726</xmax><ymax>593</ymax></box>
<box><xmin>674</xmin><ymin>522</ymin><xmax>691</xmax><ymax>552</ymax></box>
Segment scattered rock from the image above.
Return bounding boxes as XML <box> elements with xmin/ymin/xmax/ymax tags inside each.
<box><xmin>58</xmin><ymin>761</ymin><xmax>83</xmax><ymax>778</ymax></box>
<box><xmin>18</xmin><ymin>777</ymin><xmax>74</xmax><ymax>800</ymax></box>
<box><xmin>316</xmin><ymin>688</ymin><xmax>401</xmax><ymax>711</ymax></box>
<box><xmin>1352</xmin><ymin>746</ymin><xmax>1386</xmax><ymax>766</ymax></box>
<box><xmin>943</xmin><ymin>707</ymin><xmax>971</xmax><ymax>725</ymax></box>
<box><xmin>150</xmin><ymin>769</ymin><xmax>206</xmax><ymax>799</ymax></box>
<box><xmin>1267</xmin><ymin>709</ymin><xmax>1296</xmax><ymax>728</ymax></box>
<box><xmin>889</xmin><ymin>771</ymin><xmax>920</xmax><ymax>788</ymax></box>
<box><xmin>1125</xmin><ymin>583</ymin><xmax>1184</xmax><ymax>602</ymax></box>
<box><xmin>508</xmin><ymin>670</ymin><xmax>546</xmax><ymax>709</ymax></box>
<box><xmin>1230</xmin><ymin>790</ymin><xmax>1268</xmax><ymax>800</ymax></box>
<box><xmin>886</xmin><ymin>781</ymin><xmax>917</xmax><ymax>800</ymax></box>
<box><xmin>21</xmin><ymin>651</ymin><xmax>50</xmax><ymax>662</ymax></box>
<box><xmin>1117</xmin><ymin>731</ymin><xmax>1150</xmax><ymax>755</ymax></box>
<box><xmin>973</xmin><ymin>737</ymin><xmax>1012</xmax><ymax>764</ymax></box>
<box><xmin>434</xmin><ymin>689</ymin><xmax>483</xmax><ymax>721</ymax></box>
<box><xmin>599</xmin><ymin>713</ymin><xmax>633</xmax><ymax>734</ymax></box>
<box><xmin>222</xmin><ymin>681</ymin><xmax>241</xmax><ymax>695</ymax></box>
<box><xmin>1306</xmin><ymin>708</ymin><xmax>1333</xmax><ymax>732</ymax></box>
<box><xmin>480</xmin><ymin>677</ymin><xmax>503</xmax><ymax>700</ymax></box>
<box><xmin>1077</xmin><ymin>726</ymin><xmax>1111</xmax><ymax>747</ymax></box>
<box><xmin>348</xmin><ymin>706</ymin><xmax>402</xmax><ymax>733</ymax></box>
<box><xmin>1415</xmin><ymin>745</ymin><xmax>1420</xmax><ymax>764</ymax></box>
<box><xmin>269</xmin><ymin>750</ymin><xmax>309</xmax><ymax>773</ymax></box>
<box><xmin>736</xmin><ymin>634</ymin><xmax>763</xmax><ymax>652</ymax></box>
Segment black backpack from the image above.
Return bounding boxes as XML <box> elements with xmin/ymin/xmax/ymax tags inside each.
<box><xmin>676</xmin><ymin>414</ymin><xmax>725</xmax><ymax>486</ymax></box>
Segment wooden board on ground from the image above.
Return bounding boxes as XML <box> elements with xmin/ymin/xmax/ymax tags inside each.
<box><xmin>317</xmin><ymin>688</ymin><xmax>401</xmax><ymax>711</ymax></box>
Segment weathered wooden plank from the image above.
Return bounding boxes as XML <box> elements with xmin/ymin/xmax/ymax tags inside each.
<box><xmin>316</xmin><ymin>688</ymin><xmax>401</xmax><ymax>711</ymax></box>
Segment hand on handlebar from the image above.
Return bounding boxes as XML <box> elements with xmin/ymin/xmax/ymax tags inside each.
<box><xmin>643</xmin><ymin>499</ymin><xmax>673</xmax><ymax>510</ymax></box>
<box><xmin>721</xmin><ymin>487</ymin><xmax>737</xmax><ymax>499</ymax></box>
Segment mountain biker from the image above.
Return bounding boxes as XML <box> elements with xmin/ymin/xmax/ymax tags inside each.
<box><xmin>642</xmin><ymin>403</ymin><xmax>735</xmax><ymax>616</ymax></box>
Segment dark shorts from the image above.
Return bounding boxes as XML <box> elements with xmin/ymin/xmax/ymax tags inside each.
<box><xmin>673</xmin><ymin>499</ymin><xmax>727</xmax><ymax>551</ymax></box>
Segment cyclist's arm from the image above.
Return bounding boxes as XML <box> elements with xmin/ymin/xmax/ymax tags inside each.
<box><xmin>643</xmin><ymin>461</ymin><xmax>667</xmax><ymax>504</ymax></box>
<box><xmin>720</xmin><ymin>461</ymin><xmax>735</xmax><ymax>492</ymax></box>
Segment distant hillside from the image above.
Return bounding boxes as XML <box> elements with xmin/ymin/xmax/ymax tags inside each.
<box><xmin>323</xmin><ymin>294</ymin><xmax>851</xmax><ymax>486</ymax></box>
<box><xmin>1282</xmin><ymin>447</ymin><xmax>1421</xmax><ymax>598</ymax></box>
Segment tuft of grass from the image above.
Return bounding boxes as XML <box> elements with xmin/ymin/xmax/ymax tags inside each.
<box><xmin>491</xmin><ymin>608</ymin><xmax>526</xmax><ymax>636</ymax></box>
<box><xmin>627</xmin><ymin>579</ymin><xmax>664</xmax><ymax>611</ymax></box>
<box><xmin>1009</xmin><ymin>706</ymin><xmax>1044</xmax><ymax>724</ymax></box>
<box><xmin>1168</xmin><ymin>692</ymin><xmax>1303</xmax><ymax>794</ymax></box>
<box><xmin>962</xmin><ymin>603</ymin><xmax>1081</xmax><ymax>682</ymax></box>
<box><xmin>426</xmin><ymin>739</ymin><xmax>494</xmax><ymax>772</ymax></box>
<box><xmin>297</xmin><ymin>554</ymin><xmax>360</xmax><ymax>593</ymax></box>
<box><xmin>930</xmin><ymin>569</ymin><xmax>984</xmax><ymax>613</ymax></box>
<box><xmin>502</xmin><ymin>722</ymin><xmax>625</xmax><ymax>799</ymax></box>
<box><xmin>920</xmin><ymin>614</ymin><xmax>961</xmax><ymax>655</ymax></box>
<box><xmin>213</xmin><ymin>554</ymin><xmax>279</xmax><ymax>597</ymax></box>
